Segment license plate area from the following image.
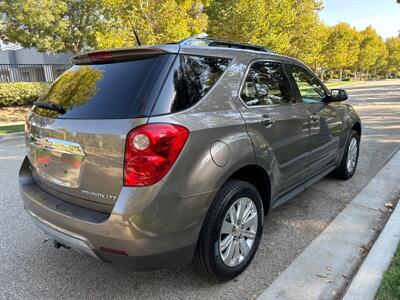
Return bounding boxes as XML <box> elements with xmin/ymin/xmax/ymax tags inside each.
<box><xmin>28</xmin><ymin>135</ymin><xmax>85</xmax><ymax>188</ymax></box>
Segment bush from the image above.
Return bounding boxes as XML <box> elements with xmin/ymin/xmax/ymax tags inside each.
<box><xmin>0</xmin><ymin>82</ymin><xmax>50</xmax><ymax>107</ymax></box>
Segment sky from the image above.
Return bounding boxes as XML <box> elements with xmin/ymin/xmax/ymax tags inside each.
<box><xmin>320</xmin><ymin>0</ymin><xmax>400</xmax><ymax>39</ymax></box>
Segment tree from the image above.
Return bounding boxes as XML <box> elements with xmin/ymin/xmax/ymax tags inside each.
<box><xmin>0</xmin><ymin>0</ymin><xmax>106</xmax><ymax>54</ymax></box>
<box><xmin>323</xmin><ymin>23</ymin><xmax>361</xmax><ymax>81</ymax></box>
<box><xmin>206</xmin><ymin>0</ymin><xmax>296</xmax><ymax>54</ymax></box>
<box><xmin>386</xmin><ymin>37</ymin><xmax>400</xmax><ymax>78</ymax></box>
<box><xmin>357</xmin><ymin>26</ymin><xmax>387</xmax><ymax>79</ymax></box>
<box><xmin>96</xmin><ymin>0</ymin><xmax>208</xmax><ymax>49</ymax></box>
<box><xmin>286</xmin><ymin>0</ymin><xmax>326</xmax><ymax>69</ymax></box>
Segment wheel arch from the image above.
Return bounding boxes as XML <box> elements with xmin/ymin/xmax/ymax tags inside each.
<box><xmin>227</xmin><ymin>164</ymin><xmax>272</xmax><ymax>215</ymax></box>
<box><xmin>352</xmin><ymin>122</ymin><xmax>362</xmax><ymax>138</ymax></box>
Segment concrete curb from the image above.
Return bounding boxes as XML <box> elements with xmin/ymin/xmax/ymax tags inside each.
<box><xmin>257</xmin><ymin>148</ymin><xmax>400</xmax><ymax>300</ymax></box>
<box><xmin>342</xmin><ymin>197</ymin><xmax>400</xmax><ymax>300</ymax></box>
<box><xmin>0</xmin><ymin>132</ymin><xmax>25</xmax><ymax>141</ymax></box>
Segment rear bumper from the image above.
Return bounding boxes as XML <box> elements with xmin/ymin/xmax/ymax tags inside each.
<box><xmin>19</xmin><ymin>157</ymin><xmax>214</xmax><ymax>270</ymax></box>
<box><xmin>29</xmin><ymin>210</ymin><xmax>100</xmax><ymax>260</ymax></box>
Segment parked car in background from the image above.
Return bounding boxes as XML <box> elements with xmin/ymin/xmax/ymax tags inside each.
<box><xmin>19</xmin><ymin>37</ymin><xmax>361</xmax><ymax>281</ymax></box>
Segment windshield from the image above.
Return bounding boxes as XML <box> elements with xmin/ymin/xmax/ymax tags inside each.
<box><xmin>33</xmin><ymin>55</ymin><xmax>171</xmax><ymax>119</ymax></box>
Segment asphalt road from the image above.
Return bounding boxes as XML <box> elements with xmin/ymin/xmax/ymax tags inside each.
<box><xmin>1</xmin><ymin>80</ymin><xmax>399</xmax><ymax>300</ymax></box>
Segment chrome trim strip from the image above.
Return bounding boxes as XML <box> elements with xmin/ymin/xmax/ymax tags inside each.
<box><xmin>28</xmin><ymin>134</ymin><xmax>85</xmax><ymax>156</ymax></box>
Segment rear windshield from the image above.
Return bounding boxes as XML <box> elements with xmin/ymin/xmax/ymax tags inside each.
<box><xmin>33</xmin><ymin>55</ymin><xmax>171</xmax><ymax>119</ymax></box>
<box><xmin>33</xmin><ymin>54</ymin><xmax>230</xmax><ymax>119</ymax></box>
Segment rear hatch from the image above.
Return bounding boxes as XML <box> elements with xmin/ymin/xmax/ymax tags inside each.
<box><xmin>26</xmin><ymin>49</ymin><xmax>176</xmax><ymax>212</ymax></box>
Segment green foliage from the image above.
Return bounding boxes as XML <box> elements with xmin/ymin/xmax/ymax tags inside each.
<box><xmin>0</xmin><ymin>82</ymin><xmax>49</xmax><ymax>107</ymax></box>
<box><xmin>0</xmin><ymin>124</ymin><xmax>25</xmax><ymax>135</ymax></box>
<box><xmin>96</xmin><ymin>0</ymin><xmax>208</xmax><ymax>48</ymax></box>
<box><xmin>376</xmin><ymin>246</ymin><xmax>400</xmax><ymax>300</ymax></box>
<box><xmin>386</xmin><ymin>37</ymin><xmax>400</xmax><ymax>73</ymax></box>
<box><xmin>0</xmin><ymin>0</ymin><xmax>398</xmax><ymax>78</ymax></box>
<box><xmin>206</xmin><ymin>0</ymin><xmax>296</xmax><ymax>54</ymax></box>
<box><xmin>323</xmin><ymin>23</ymin><xmax>360</xmax><ymax>69</ymax></box>
<box><xmin>286</xmin><ymin>0</ymin><xmax>326</xmax><ymax>68</ymax></box>
<box><xmin>0</xmin><ymin>0</ymin><xmax>106</xmax><ymax>54</ymax></box>
<box><xmin>358</xmin><ymin>26</ymin><xmax>387</xmax><ymax>71</ymax></box>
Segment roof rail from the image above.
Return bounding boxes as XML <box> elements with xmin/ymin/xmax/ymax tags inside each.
<box><xmin>179</xmin><ymin>37</ymin><xmax>273</xmax><ymax>53</ymax></box>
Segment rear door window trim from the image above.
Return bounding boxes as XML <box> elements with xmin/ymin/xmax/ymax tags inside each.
<box><xmin>238</xmin><ymin>59</ymin><xmax>300</xmax><ymax>109</ymax></box>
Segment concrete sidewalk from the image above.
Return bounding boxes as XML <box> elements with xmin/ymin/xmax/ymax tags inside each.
<box><xmin>342</xmin><ymin>197</ymin><xmax>400</xmax><ymax>300</ymax></box>
<box><xmin>258</xmin><ymin>148</ymin><xmax>400</xmax><ymax>300</ymax></box>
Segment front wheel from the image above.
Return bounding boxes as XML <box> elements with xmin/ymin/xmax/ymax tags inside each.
<box><xmin>333</xmin><ymin>129</ymin><xmax>360</xmax><ymax>179</ymax></box>
<box><xmin>193</xmin><ymin>179</ymin><xmax>263</xmax><ymax>281</ymax></box>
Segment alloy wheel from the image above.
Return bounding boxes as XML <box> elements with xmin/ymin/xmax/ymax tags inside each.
<box><xmin>219</xmin><ymin>197</ymin><xmax>258</xmax><ymax>267</ymax></box>
<box><xmin>346</xmin><ymin>137</ymin><xmax>358</xmax><ymax>173</ymax></box>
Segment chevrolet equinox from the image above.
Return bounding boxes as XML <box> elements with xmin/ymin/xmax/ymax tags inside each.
<box><xmin>19</xmin><ymin>37</ymin><xmax>361</xmax><ymax>281</ymax></box>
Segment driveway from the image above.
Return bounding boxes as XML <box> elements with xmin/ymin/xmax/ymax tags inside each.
<box><xmin>1</xmin><ymin>79</ymin><xmax>399</xmax><ymax>300</ymax></box>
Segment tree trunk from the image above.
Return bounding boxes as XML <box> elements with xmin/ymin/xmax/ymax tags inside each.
<box><xmin>339</xmin><ymin>67</ymin><xmax>343</xmax><ymax>83</ymax></box>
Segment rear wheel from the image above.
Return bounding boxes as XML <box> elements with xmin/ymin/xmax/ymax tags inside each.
<box><xmin>333</xmin><ymin>129</ymin><xmax>360</xmax><ymax>179</ymax></box>
<box><xmin>193</xmin><ymin>179</ymin><xmax>263</xmax><ymax>281</ymax></box>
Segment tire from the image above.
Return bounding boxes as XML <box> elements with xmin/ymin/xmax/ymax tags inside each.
<box><xmin>193</xmin><ymin>179</ymin><xmax>264</xmax><ymax>282</ymax></box>
<box><xmin>332</xmin><ymin>129</ymin><xmax>360</xmax><ymax>179</ymax></box>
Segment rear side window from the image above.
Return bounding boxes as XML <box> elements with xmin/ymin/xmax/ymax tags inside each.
<box><xmin>152</xmin><ymin>55</ymin><xmax>230</xmax><ymax>114</ymax></box>
<box><xmin>33</xmin><ymin>55</ymin><xmax>171</xmax><ymax>119</ymax></box>
<box><xmin>240</xmin><ymin>61</ymin><xmax>295</xmax><ymax>106</ymax></box>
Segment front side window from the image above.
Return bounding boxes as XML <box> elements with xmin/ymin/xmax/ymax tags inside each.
<box><xmin>240</xmin><ymin>61</ymin><xmax>295</xmax><ymax>106</ymax></box>
<box><xmin>287</xmin><ymin>65</ymin><xmax>326</xmax><ymax>104</ymax></box>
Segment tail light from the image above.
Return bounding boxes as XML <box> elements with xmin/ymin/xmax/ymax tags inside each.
<box><xmin>124</xmin><ymin>123</ymin><xmax>189</xmax><ymax>186</ymax></box>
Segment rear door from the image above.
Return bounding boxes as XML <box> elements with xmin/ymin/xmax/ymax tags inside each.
<box><xmin>285</xmin><ymin>64</ymin><xmax>342</xmax><ymax>176</ymax></box>
<box><xmin>238</xmin><ymin>60</ymin><xmax>310</xmax><ymax>194</ymax></box>
<box><xmin>26</xmin><ymin>53</ymin><xmax>174</xmax><ymax>211</ymax></box>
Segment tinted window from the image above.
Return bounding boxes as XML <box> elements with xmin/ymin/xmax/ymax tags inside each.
<box><xmin>33</xmin><ymin>55</ymin><xmax>170</xmax><ymax>119</ymax></box>
<box><xmin>241</xmin><ymin>61</ymin><xmax>295</xmax><ymax>106</ymax></box>
<box><xmin>287</xmin><ymin>65</ymin><xmax>326</xmax><ymax>104</ymax></box>
<box><xmin>152</xmin><ymin>55</ymin><xmax>230</xmax><ymax>114</ymax></box>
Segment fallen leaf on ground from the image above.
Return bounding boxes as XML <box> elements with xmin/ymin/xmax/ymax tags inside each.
<box><xmin>384</xmin><ymin>202</ymin><xmax>394</xmax><ymax>209</ymax></box>
<box><xmin>360</xmin><ymin>244</ymin><xmax>371</xmax><ymax>255</ymax></box>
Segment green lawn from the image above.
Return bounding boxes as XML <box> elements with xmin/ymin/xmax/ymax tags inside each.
<box><xmin>0</xmin><ymin>124</ymin><xmax>24</xmax><ymax>135</ymax></box>
<box><xmin>325</xmin><ymin>81</ymin><xmax>362</xmax><ymax>89</ymax></box>
<box><xmin>376</xmin><ymin>245</ymin><xmax>400</xmax><ymax>300</ymax></box>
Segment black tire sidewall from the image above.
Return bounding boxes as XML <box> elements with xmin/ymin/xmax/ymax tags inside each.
<box><xmin>343</xmin><ymin>130</ymin><xmax>360</xmax><ymax>178</ymax></box>
<box><xmin>208</xmin><ymin>181</ymin><xmax>263</xmax><ymax>281</ymax></box>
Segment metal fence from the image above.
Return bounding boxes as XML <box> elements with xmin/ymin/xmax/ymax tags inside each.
<box><xmin>0</xmin><ymin>64</ymin><xmax>71</xmax><ymax>83</ymax></box>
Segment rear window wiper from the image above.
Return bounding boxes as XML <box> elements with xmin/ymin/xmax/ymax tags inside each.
<box><xmin>35</xmin><ymin>101</ymin><xmax>66</xmax><ymax>114</ymax></box>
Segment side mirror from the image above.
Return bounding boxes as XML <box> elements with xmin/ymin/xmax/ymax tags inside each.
<box><xmin>327</xmin><ymin>89</ymin><xmax>348</xmax><ymax>102</ymax></box>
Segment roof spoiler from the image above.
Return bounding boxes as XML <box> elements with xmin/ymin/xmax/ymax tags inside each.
<box><xmin>71</xmin><ymin>46</ymin><xmax>177</xmax><ymax>65</ymax></box>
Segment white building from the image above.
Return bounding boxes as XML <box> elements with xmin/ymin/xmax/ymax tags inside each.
<box><xmin>0</xmin><ymin>41</ymin><xmax>72</xmax><ymax>82</ymax></box>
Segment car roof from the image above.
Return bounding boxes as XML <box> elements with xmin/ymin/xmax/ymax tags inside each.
<box><xmin>72</xmin><ymin>37</ymin><xmax>303</xmax><ymax>66</ymax></box>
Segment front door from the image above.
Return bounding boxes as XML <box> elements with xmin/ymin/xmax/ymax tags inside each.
<box><xmin>285</xmin><ymin>64</ymin><xmax>342</xmax><ymax>176</ymax></box>
<box><xmin>238</xmin><ymin>60</ymin><xmax>310</xmax><ymax>195</ymax></box>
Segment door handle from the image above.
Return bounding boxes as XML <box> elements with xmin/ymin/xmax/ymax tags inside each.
<box><xmin>259</xmin><ymin>115</ymin><xmax>275</xmax><ymax>126</ymax></box>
